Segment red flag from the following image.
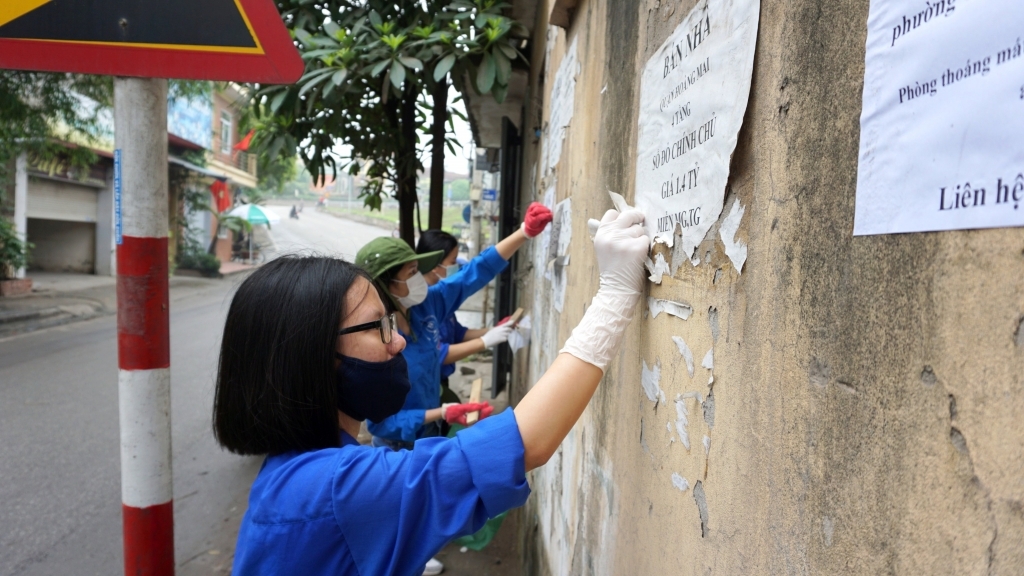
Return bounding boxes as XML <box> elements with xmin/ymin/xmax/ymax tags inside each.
<box><xmin>210</xmin><ymin>180</ymin><xmax>232</xmax><ymax>213</ymax></box>
<box><xmin>233</xmin><ymin>130</ymin><xmax>255</xmax><ymax>152</ymax></box>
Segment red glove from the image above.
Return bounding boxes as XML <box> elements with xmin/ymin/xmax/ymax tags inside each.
<box><xmin>442</xmin><ymin>402</ymin><xmax>494</xmax><ymax>425</ymax></box>
<box><xmin>522</xmin><ymin>202</ymin><xmax>553</xmax><ymax>238</ymax></box>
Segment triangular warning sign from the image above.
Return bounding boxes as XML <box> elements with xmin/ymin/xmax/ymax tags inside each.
<box><xmin>0</xmin><ymin>0</ymin><xmax>302</xmax><ymax>84</ymax></box>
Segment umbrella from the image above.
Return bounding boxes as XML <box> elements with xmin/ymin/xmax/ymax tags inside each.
<box><xmin>228</xmin><ymin>203</ymin><xmax>281</xmax><ymax>225</ymax></box>
<box><xmin>227</xmin><ymin>204</ymin><xmax>280</xmax><ymax>263</ymax></box>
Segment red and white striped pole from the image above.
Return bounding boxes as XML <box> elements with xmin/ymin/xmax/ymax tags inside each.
<box><xmin>113</xmin><ymin>77</ymin><xmax>174</xmax><ymax>576</ymax></box>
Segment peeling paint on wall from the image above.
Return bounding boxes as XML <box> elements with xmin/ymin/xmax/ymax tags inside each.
<box><xmin>648</xmin><ymin>298</ymin><xmax>693</xmax><ymax>320</ymax></box>
<box><xmin>672</xmin><ymin>336</ymin><xmax>695</xmax><ymax>377</ymax></box>
<box><xmin>702</xmin><ymin>348</ymin><xmax>714</xmax><ymax>370</ymax></box>
<box><xmin>703</xmin><ymin>435</ymin><xmax>711</xmax><ymax>455</ymax></box>
<box><xmin>708</xmin><ymin>307</ymin><xmax>720</xmax><ymax>343</ymax></box>
<box><xmin>703</xmin><ymin>389</ymin><xmax>716</xmax><ymax>429</ymax></box>
<box><xmin>672</xmin><ymin>473</ymin><xmax>690</xmax><ymax>492</ymax></box>
<box><xmin>641</xmin><ymin>359</ymin><xmax>666</xmax><ymax>404</ymax></box>
<box><xmin>719</xmin><ymin>197</ymin><xmax>748</xmax><ymax>273</ymax></box>
<box><xmin>693</xmin><ymin>481</ymin><xmax>710</xmax><ymax>537</ymax></box>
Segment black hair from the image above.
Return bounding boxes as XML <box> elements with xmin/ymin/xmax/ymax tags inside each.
<box><xmin>213</xmin><ymin>255</ymin><xmax>372</xmax><ymax>455</ymax></box>
<box><xmin>416</xmin><ymin>229</ymin><xmax>459</xmax><ymax>259</ymax></box>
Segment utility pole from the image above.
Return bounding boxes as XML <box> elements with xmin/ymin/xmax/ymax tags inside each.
<box><xmin>114</xmin><ymin>77</ymin><xmax>174</xmax><ymax>576</ymax></box>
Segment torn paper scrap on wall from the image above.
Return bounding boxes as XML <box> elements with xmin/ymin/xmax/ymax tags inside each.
<box><xmin>634</xmin><ymin>0</ymin><xmax>760</xmax><ymax>257</ymax></box>
<box><xmin>674</xmin><ymin>395</ymin><xmax>691</xmax><ymax>450</ymax></box>
<box><xmin>508</xmin><ymin>314</ymin><xmax>532</xmax><ymax>353</ymax></box>
<box><xmin>641</xmin><ymin>359</ymin><xmax>666</xmax><ymax>404</ymax></box>
<box><xmin>719</xmin><ymin>197</ymin><xmax>747</xmax><ymax>273</ymax></box>
<box><xmin>672</xmin><ymin>336</ymin><xmax>695</xmax><ymax>378</ymax></box>
<box><xmin>538</xmin><ymin>184</ymin><xmax>556</xmax><ymax>282</ymax></box>
<box><xmin>702</xmin><ymin>348</ymin><xmax>714</xmax><ymax>371</ymax></box>
<box><xmin>672</xmin><ymin>473</ymin><xmax>690</xmax><ymax>492</ymax></box>
<box><xmin>550</xmin><ymin>198</ymin><xmax>573</xmax><ymax>312</ymax></box>
<box><xmin>703</xmin><ymin>435</ymin><xmax>711</xmax><ymax>455</ymax></box>
<box><xmin>543</xmin><ymin>36</ymin><xmax>579</xmax><ymax>177</ymax></box>
<box><xmin>646</xmin><ymin>253</ymin><xmax>670</xmax><ymax>284</ymax></box>
<box><xmin>648</xmin><ymin>298</ymin><xmax>693</xmax><ymax>321</ymax></box>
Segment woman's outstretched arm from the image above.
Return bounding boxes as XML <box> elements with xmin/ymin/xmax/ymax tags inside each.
<box><xmin>514</xmin><ymin>209</ymin><xmax>649</xmax><ymax>471</ymax></box>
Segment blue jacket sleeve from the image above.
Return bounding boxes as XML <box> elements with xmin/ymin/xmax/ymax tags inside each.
<box><xmin>439</xmin><ymin>342</ymin><xmax>452</xmax><ymax>365</ymax></box>
<box><xmin>366</xmin><ymin>408</ymin><xmax>426</xmax><ymax>443</ymax></box>
<box><xmin>334</xmin><ymin>409</ymin><xmax>531</xmax><ymax>576</ymax></box>
<box><xmin>433</xmin><ymin>247</ymin><xmax>508</xmax><ymax>322</ymax></box>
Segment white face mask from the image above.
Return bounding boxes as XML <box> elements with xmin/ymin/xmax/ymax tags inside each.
<box><xmin>444</xmin><ymin>264</ymin><xmax>460</xmax><ymax>278</ymax></box>
<box><xmin>394</xmin><ymin>271</ymin><xmax>428</xmax><ymax>308</ymax></box>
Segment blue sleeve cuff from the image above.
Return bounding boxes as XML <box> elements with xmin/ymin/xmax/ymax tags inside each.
<box><xmin>453</xmin><ymin>409</ymin><xmax>531</xmax><ymax>517</ymax></box>
<box><xmin>367</xmin><ymin>409</ymin><xmax>426</xmax><ymax>442</ymax></box>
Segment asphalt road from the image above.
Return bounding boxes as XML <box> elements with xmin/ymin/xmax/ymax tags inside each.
<box><xmin>0</xmin><ymin>214</ymin><xmax>389</xmax><ymax>575</ymax></box>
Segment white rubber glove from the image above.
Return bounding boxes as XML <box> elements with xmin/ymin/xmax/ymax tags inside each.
<box><xmin>561</xmin><ymin>209</ymin><xmax>649</xmax><ymax>372</ymax></box>
<box><xmin>480</xmin><ymin>323</ymin><xmax>514</xmax><ymax>348</ymax></box>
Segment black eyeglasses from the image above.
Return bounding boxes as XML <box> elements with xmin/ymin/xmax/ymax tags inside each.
<box><xmin>337</xmin><ymin>312</ymin><xmax>398</xmax><ymax>344</ymax></box>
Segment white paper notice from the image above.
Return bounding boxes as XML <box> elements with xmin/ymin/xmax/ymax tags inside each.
<box><xmin>634</xmin><ymin>0</ymin><xmax>759</xmax><ymax>256</ymax></box>
<box><xmin>543</xmin><ymin>37</ymin><xmax>579</xmax><ymax>177</ymax></box>
<box><xmin>855</xmin><ymin>1</ymin><xmax>1024</xmax><ymax>235</ymax></box>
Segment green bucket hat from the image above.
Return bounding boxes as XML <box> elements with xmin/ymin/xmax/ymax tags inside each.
<box><xmin>356</xmin><ymin>237</ymin><xmax>445</xmax><ymax>280</ymax></box>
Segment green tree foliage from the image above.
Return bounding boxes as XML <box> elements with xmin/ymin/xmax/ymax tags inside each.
<box><xmin>252</xmin><ymin>0</ymin><xmax>526</xmax><ymax>244</ymax></box>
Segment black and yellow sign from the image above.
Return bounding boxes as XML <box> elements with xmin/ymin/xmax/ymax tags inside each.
<box><xmin>0</xmin><ymin>0</ymin><xmax>302</xmax><ymax>83</ymax></box>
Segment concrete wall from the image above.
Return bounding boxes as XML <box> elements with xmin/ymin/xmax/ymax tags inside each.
<box><xmin>511</xmin><ymin>1</ymin><xmax>1024</xmax><ymax>574</ymax></box>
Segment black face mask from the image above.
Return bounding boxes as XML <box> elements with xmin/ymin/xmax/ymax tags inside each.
<box><xmin>335</xmin><ymin>353</ymin><xmax>411</xmax><ymax>423</ymax></box>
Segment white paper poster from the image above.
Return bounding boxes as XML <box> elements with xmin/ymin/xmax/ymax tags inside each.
<box><xmin>543</xmin><ymin>36</ymin><xmax>579</xmax><ymax>177</ymax></box>
<box><xmin>634</xmin><ymin>0</ymin><xmax>759</xmax><ymax>256</ymax></box>
<box><xmin>855</xmin><ymin>1</ymin><xmax>1024</xmax><ymax>235</ymax></box>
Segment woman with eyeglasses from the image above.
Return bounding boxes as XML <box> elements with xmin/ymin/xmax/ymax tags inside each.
<box><xmin>214</xmin><ymin>209</ymin><xmax>649</xmax><ymax>575</ymax></box>
<box><xmin>354</xmin><ymin>203</ymin><xmax>553</xmax><ymax>453</ymax></box>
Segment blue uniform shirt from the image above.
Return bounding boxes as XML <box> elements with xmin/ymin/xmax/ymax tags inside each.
<box><xmin>439</xmin><ymin>315</ymin><xmax>469</xmax><ymax>380</ymax></box>
<box><xmin>232</xmin><ymin>409</ymin><xmax>531</xmax><ymax>576</ymax></box>
<box><xmin>368</xmin><ymin>247</ymin><xmax>507</xmax><ymax>442</ymax></box>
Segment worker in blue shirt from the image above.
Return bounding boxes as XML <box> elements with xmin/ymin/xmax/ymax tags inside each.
<box><xmin>415</xmin><ymin>230</ymin><xmax>509</xmax><ymax>409</ymax></box>
<box><xmin>355</xmin><ymin>203</ymin><xmax>553</xmax><ymax>449</ymax></box>
<box><xmin>212</xmin><ymin>208</ymin><xmax>649</xmax><ymax>576</ymax></box>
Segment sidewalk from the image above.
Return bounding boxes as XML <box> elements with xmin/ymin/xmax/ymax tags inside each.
<box><xmin>0</xmin><ymin>270</ymin><xmax>250</xmax><ymax>340</ymax></box>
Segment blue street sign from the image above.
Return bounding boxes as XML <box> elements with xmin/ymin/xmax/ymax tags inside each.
<box><xmin>462</xmin><ymin>205</ymin><xmax>471</xmax><ymax>223</ymax></box>
<box><xmin>482</xmin><ymin>189</ymin><xmax>497</xmax><ymax>201</ymax></box>
<box><xmin>114</xmin><ymin>149</ymin><xmax>122</xmax><ymax>246</ymax></box>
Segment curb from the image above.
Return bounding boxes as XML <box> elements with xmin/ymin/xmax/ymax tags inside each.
<box><xmin>0</xmin><ymin>307</ymin><xmax>64</xmax><ymax>325</ymax></box>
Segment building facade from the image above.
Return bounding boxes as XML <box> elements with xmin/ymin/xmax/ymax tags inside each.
<box><xmin>464</xmin><ymin>1</ymin><xmax>1024</xmax><ymax>574</ymax></box>
<box><xmin>3</xmin><ymin>84</ymin><xmax>256</xmax><ymax>277</ymax></box>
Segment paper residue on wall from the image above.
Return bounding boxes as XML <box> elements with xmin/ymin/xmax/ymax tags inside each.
<box><xmin>507</xmin><ymin>314</ymin><xmax>532</xmax><ymax>353</ymax></box>
<box><xmin>646</xmin><ymin>253</ymin><xmax>670</xmax><ymax>284</ymax></box>
<box><xmin>550</xmin><ymin>198</ymin><xmax>572</xmax><ymax>313</ymax></box>
<box><xmin>703</xmin><ymin>435</ymin><xmax>711</xmax><ymax>455</ymax></box>
<box><xmin>542</xmin><ymin>36</ymin><xmax>579</xmax><ymax>177</ymax></box>
<box><xmin>641</xmin><ymin>359</ymin><xmax>666</xmax><ymax>405</ymax></box>
<box><xmin>702</xmin><ymin>348</ymin><xmax>714</xmax><ymax>370</ymax></box>
<box><xmin>719</xmin><ymin>197</ymin><xmax>747</xmax><ymax>273</ymax></box>
<box><xmin>648</xmin><ymin>298</ymin><xmax>692</xmax><ymax>321</ymax></box>
<box><xmin>671</xmin><ymin>473</ymin><xmax>690</xmax><ymax>492</ymax></box>
<box><xmin>671</xmin><ymin>335</ymin><xmax>695</xmax><ymax>377</ymax></box>
<box><xmin>674</xmin><ymin>395</ymin><xmax>690</xmax><ymax>450</ymax></box>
